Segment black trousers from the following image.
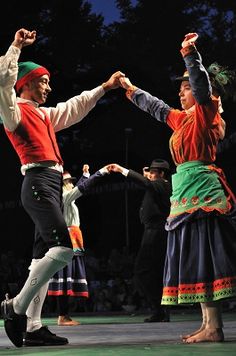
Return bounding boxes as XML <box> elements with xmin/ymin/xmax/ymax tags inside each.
<box><xmin>134</xmin><ymin>224</ymin><xmax>167</xmax><ymax>311</ymax></box>
<box><xmin>21</xmin><ymin>168</ymin><xmax>72</xmax><ymax>259</ymax></box>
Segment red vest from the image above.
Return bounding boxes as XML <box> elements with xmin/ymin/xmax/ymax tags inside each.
<box><xmin>5</xmin><ymin>103</ymin><xmax>63</xmax><ymax>165</ymax></box>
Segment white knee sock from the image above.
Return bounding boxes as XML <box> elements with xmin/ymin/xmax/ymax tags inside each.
<box><xmin>26</xmin><ymin>282</ymin><xmax>49</xmax><ymax>332</ymax></box>
<box><xmin>26</xmin><ymin>259</ymin><xmax>49</xmax><ymax>332</ymax></box>
<box><xmin>13</xmin><ymin>246</ymin><xmax>73</xmax><ymax>315</ymax></box>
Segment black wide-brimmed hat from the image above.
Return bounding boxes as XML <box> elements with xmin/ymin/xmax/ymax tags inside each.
<box><xmin>146</xmin><ymin>159</ymin><xmax>170</xmax><ymax>171</ymax></box>
<box><xmin>63</xmin><ymin>171</ymin><xmax>76</xmax><ymax>181</ymax></box>
<box><xmin>175</xmin><ymin>70</ymin><xmax>189</xmax><ymax>82</ymax></box>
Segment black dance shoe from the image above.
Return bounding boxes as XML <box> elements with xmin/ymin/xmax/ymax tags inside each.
<box><xmin>1</xmin><ymin>294</ymin><xmax>26</xmax><ymax>347</ymax></box>
<box><xmin>23</xmin><ymin>326</ymin><xmax>69</xmax><ymax>346</ymax></box>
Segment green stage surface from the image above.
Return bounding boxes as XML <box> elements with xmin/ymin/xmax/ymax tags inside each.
<box><xmin>0</xmin><ymin>311</ymin><xmax>236</xmax><ymax>356</ymax></box>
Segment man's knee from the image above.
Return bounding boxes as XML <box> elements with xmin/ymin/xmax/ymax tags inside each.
<box><xmin>28</xmin><ymin>258</ymin><xmax>41</xmax><ymax>271</ymax></box>
<box><xmin>45</xmin><ymin>246</ymin><xmax>73</xmax><ymax>263</ymax></box>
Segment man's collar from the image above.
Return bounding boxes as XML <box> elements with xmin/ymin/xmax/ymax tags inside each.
<box><xmin>17</xmin><ymin>97</ymin><xmax>39</xmax><ymax>107</ymax></box>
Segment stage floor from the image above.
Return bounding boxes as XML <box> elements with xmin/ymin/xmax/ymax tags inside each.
<box><xmin>0</xmin><ymin>311</ymin><xmax>236</xmax><ymax>355</ymax></box>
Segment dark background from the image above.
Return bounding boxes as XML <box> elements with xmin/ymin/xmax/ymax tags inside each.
<box><xmin>1</xmin><ymin>0</ymin><xmax>236</xmax><ymax>262</ymax></box>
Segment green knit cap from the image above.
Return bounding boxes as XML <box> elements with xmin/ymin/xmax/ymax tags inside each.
<box><xmin>16</xmin><ymin>61</ymin><xmax>50</xmax><ymax>92</ymax></box>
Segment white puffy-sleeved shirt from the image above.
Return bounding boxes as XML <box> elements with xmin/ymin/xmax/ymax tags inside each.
<box><xmin>63</xmin><ymin>185</ymin><xmax>82</xmax><ymax>227</ymax></box>
<box><xmin>0</xmin><ymin>45</ymin><xmax>105</xmax><ymax>132</ymax></box>
<box><xmin>0</xmin><ymin>45</ymin><xmax>105</xmax><ymax>173</ymax></box>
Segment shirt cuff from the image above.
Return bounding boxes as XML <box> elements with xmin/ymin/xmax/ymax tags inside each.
<box><xmin>122</xmin><ymin>168</ymin><xmax>129</xmax><ymax>177</ymax></box>
<box><xmin>83</xmin><ymin>172</ymin><xmax>90</xmax><ymax>178</ymax></box>
<box><xmin>9</xmin><ymin>45</ymin><xmax>21</xmax><ymax>57</ymax></box>
<box><xmin>180</xmin><ymin>44</ymin><xmax>197</xmax><ymax>58</ymax></box>
<box><xmin>126</xmin><ymin>86</ymin><xmax>138</xmax><ymax>100</ymax></box>
<box><xmin>99</xmin><ymin>167</ymin><xmax>108</xmax><ymax>175</ymax></box>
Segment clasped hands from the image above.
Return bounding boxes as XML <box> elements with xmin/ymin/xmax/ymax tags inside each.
<box><xmin>102</xmin><ymin>164</ymin><xmax>124</xmax><ymax>174</ymax></box>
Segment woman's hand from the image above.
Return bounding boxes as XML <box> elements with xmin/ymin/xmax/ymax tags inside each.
<box><xmin>182</xmin><ymin>33</ymin><xmax>198</xmax><ymax>48</ymax></box>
